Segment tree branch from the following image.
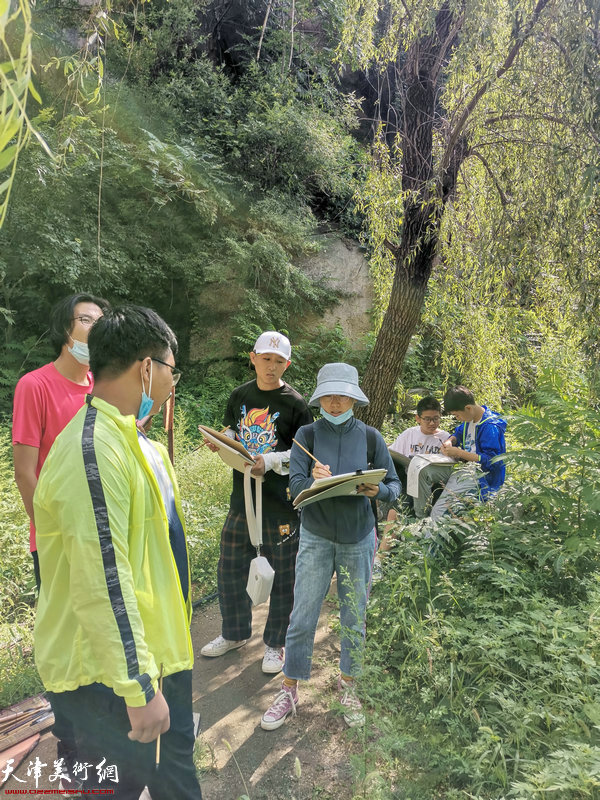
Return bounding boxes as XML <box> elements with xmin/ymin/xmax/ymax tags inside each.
<box><xmin>467</xmin><ymin>149</ymin><xmax>509</xmax><ymax>209</ymax></box>
<box><xmin>256</xmin><ymin>0</ymin><xmax>274</xmax><ymax>62</ymax></box>
<box><xmin>441</xmin><ymin>0</ymin><xmax>552</xmax><ymax>172</ymax></box>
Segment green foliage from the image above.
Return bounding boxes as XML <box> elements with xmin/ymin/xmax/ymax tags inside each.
<box><xmin>0</xmin><ymin>0</ymin><xmax>52</xmax><ymax>226</ymax></box>
<box><xmin>0</xmin><ymin>423</ymin><xmax>35</xmax><ymax>617</ymax></box>
<box><xmin>364</xmin><ymin>374</ymin><xmax>600</xmax><ymax>798</ymax></box>
<box><xmin>0</xmin><ymin>609</ymin><xmax>42</xmax><ymax>707</ymax></box>
<box><xmin>348</xmin><ymin>0</ymin><xmax>600</xmax><ymax>411</ymax></box>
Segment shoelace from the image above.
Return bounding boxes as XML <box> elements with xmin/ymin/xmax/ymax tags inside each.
<box><xmin>269</xmin><ymin>686</ymin><xmax>297</xmax><ymax>718</ymax></box>
<box><xmin>340</xmin><ymin>683</ymin><xmax>362</xmax><ymax>710</ymax></box>
<box><xmin>264</xmin><ymin>647</ymin><xmax>282</xmax><ymax>662</ymax></box>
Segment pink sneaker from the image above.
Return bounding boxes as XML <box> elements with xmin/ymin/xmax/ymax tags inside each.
<box><xmin>261</xmin><ymin>681</ymin><xmax>299</xmax><ymax>730</ymax></box>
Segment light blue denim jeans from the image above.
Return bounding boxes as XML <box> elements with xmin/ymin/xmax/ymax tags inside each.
<box><xmin>283</xmin><ymin>525</ymin><xmax>377</xmax><ymax>681</ymax></box>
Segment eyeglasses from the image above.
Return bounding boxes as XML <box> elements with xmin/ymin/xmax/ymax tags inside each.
<box><xmin>152</xmin><ymin>357</ymin><xmax>182</xmax><ymax>386</ymax></box>
<box><xmin>72</xmin><ymin>315</ymin><xmax>102</xmax><ymax>327</ymax></box>
<box><xmin>419</xmin><ymin>415</ymin><xmax>440</xmax><ymax>423</ymax></box>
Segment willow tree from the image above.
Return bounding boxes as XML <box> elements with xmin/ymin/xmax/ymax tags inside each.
<box><xmin>0</xmin><ymin>0</ymin><xmax>52</xmax><ymax>229</ymax></box>
<box><xmin>341</xmin><ymin>0</ymin><xmax>599</xmax><ymax>426</ymax></box>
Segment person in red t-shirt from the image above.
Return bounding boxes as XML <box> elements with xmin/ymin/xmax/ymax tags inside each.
<box><xmin>12</xmin><ymin>292</ymin><xmax>108</xmax><ymax>792</ymax></box>
<box><xmin>12</xmin><ymin>293</ymin><xmax>109</xmax><ymax>589</ymax></box>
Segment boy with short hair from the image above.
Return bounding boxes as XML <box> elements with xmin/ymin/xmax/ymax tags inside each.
<box><xmin>13</xmin><ymin>292</ymin><xmax>109</xmax><ymax>588</ymax></box>
<box><xmin>388</xmin><ymin>396</ymin><xmax>452</xmax><ymax>517</ymax></box>
<box><xmin>201</xmin><ymin>332</ymin><xmax>312</xmax><ymax>674</ymax></box>
<box><xmin>376</xmin><ymin>397</ymin><xmax>451</xmax><ymax>565</ymax></box>
<box><xmin>432</xmin><ymin>385</ymin><xmax>507</xmax><ymax>521</ymax></box>
<box><xmin>34</xmin><ymin>305</ymin><xmax>202</xmax><ymax>799</ymax></box>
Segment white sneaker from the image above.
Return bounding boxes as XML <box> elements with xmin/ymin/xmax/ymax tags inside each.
<box><xmin>371</xmin><ymin>557</ymin><xmax>383</xmax><ymax>582</ymax></box>
<box><xmin>262</xmin><ymin>646</ymin><xmax>285</xmax><ymax>674</ymax></box>
<box><xmin>338</xmin><ymin>677</ymin><xmax>365</xmax><ymax>727</ymax></box>
<box><xmin>200</xmin><ymin>634</ymin><xmax>247</xmax><ymax>657</ymax></box>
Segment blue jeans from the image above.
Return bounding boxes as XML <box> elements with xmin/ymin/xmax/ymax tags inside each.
<box><xmin>283</xmin><ymin>526</ymin><xmax>376</xmax><ymax>681</ymax></box>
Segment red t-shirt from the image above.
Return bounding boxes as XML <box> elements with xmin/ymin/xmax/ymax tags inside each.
<box><xmin>12</xmin><ymin>362</ymin><xmax>93</xmax><ymax>551</ymax></box>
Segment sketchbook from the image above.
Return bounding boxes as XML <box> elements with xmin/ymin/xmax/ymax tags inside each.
<box><xmin>198</xmin><ymin>424</ymin><xmax>255</xmax><ymax>473</ymax></box>
<box><xmin>406</xmin><ymin>453</ymin><xmax>455</xmax><ymax>497</ymax></box>
<box><xmin>293</xmin><ymin>468</ymin><xmax>387</xmax><ymax>510</ymax></box>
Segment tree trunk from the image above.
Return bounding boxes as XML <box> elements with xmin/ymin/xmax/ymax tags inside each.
<box><xmin>359</xmin><ymin>0</ymin><xmax>551</xmax><ymax>428</ymax></box>
<box><xmin>360</xmin><ymin>201</ymin><xmax>439</xmax><ymax>427</ymax></box>
<box><xmin>360</xmin><ymin>3</ymin><xmax>460</xmax><ymax>428</ymax></box>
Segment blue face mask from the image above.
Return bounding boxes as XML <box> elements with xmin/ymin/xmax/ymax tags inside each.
<box><xmin>321</xmin><ymin>406</ymin><xmax>354</xmax><ymax>426</ymax></box>
<box><xmin>68</xmin><ymin>337</ymin><xmax>90</xmax><ymax>366</ymax></box>
<box><xmin>137</xmin><ymin>362</ymin><xmax>154</xmax><ymax>420</ymax></box>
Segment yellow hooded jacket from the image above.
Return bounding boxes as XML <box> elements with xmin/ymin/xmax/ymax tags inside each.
<box><xmin>33</xmin><ymin>395</ymin><xmax>193</xmax><ymax>707</ymax></box>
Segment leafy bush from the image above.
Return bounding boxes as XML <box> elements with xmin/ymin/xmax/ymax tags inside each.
<box><xmin>364</xmin><ymin>374</ymin><xmax>600</xmax><ymax>798</ymax></box>
<box><xmin>0</xmin><ymin>423</ymin><xmax>35</xmax><ymax>619</ymax></box>
<box><xmin>0</xmin><ymin>610</ymin><xmax>42</xmax><ymax>708</ymax></box>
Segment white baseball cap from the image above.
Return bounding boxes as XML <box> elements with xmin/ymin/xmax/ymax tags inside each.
<box><xmin>253</xmin><ymin>331</ymin><xmax>292</xmax><ymax>361</ymax></box>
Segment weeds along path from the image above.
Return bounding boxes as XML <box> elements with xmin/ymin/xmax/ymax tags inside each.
<box><xmin>8</xmin><ymin>585</ymin><xmax>359</xmax><ymax>800</ymax></box>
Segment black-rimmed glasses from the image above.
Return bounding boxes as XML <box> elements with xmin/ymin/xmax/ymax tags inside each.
<box><xmin>151</xmin><ymin>357</ymin><xmax>182</xmax><ymax>386</ymax></box>
<box><xmin>72</xmin><ymin>315</ymin><xmax>102</xmax><ymax>327</ymax></box>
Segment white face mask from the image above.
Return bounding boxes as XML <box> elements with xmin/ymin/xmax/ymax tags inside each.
<box><xmin>68</xmin><ymin>337</ymin><xmax>90</xmax><ymax>365</ymax></box>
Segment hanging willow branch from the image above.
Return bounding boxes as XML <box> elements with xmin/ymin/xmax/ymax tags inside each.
<box><xmin>0</xmin><ymin>0</ymin><xmax>52</xmax><ymax>228</ymax></box>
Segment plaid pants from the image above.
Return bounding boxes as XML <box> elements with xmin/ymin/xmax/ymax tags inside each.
<box><xmin>217</xmin><ymin>509</ymin><xmax>299</xmax><ymax>647</ymax></box>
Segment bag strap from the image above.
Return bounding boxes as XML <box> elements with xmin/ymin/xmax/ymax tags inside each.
<box><xmin>243</xmin><ymin>463</ymin><xmax>263</xmax><ymax>551</ymax></box>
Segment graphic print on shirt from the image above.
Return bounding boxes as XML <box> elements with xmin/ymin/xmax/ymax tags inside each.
<box><xmin>410</xmin><ymin>440</ymin><xmax>445</xmax><ymax>455</ymax></box>
<box><xmin>463</xmin><ymin>422</ymin><xmax>477</xmax><ymax>453</ymax></box>
<box><xmin>237</xmin><ymin>405</ymin><xmax>280</xmax><ymax>454</ymax></box>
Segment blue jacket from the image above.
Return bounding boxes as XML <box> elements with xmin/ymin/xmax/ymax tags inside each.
<box><xmin>452</xmin><ymin>406</ymin><xmax>507</xmax><ymax>498</ymax></box>
<box><xmin>290</xmin><ymin>416</ymin><xmax>401</xmax><ymax>543</ymax></box>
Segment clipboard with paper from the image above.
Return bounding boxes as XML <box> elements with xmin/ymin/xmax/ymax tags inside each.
<box><xmin>197</xmin><ymin>424</ymin><xmax>255</xmax><ymax>473</ymax></box>
<box><xmin>293</xmin><ymin>468</ymin><xmax>387</xmax><ymax>510</ymax></box>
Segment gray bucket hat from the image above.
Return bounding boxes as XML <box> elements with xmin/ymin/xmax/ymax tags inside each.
<box><xmin>309</xmin><ymin>362</ymin><xmax>369</xmax><ymax>407</ymax></box>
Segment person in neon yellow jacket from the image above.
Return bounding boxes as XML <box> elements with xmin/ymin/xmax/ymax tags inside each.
<box><xmin>33</xmin><ymin>305</ymin><xmax>202</xmax><ymax>799</ymax></box>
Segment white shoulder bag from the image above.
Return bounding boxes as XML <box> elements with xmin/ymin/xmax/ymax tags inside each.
<box><xmin>243</xmin><ymin>463</ymin><xmax>275</xmax><ymax>606</ymax></box>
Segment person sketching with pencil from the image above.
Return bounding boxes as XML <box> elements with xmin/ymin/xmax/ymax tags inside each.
<box><xmin>261</xmin><ymin>363</ymin><xmax>400</xmax><ymax>731</ymax></box>
<box><xmin>33</xmin><ymin>306</ymin><xmax>202</xmax><ymax>799</ymax></box>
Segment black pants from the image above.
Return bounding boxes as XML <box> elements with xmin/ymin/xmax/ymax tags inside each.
<box><xmin>217</xmin><ymin>510</ymin><xmax>299</xmax><ymax>646</ymax></box>
<box><xmin>47</xmin><ymin>671</ymin><xmax>202</xmax><ymax>800</ymax></box>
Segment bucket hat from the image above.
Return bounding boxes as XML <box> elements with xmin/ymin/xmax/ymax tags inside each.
<box><xmin>309</xmin><ymin>362</ymin><xmax>369</xmax><ymax>407</ymax></box>
<box><xmin>253</xmin><ymin>331</ymin><xmax>291</xmax><ymax>361</ymax></box>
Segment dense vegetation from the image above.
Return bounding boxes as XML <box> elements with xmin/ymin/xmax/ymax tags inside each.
<box><xmin>362</xmin><ymin>374</ymin><xmax>600</xmax><ymax>798</ymax></box>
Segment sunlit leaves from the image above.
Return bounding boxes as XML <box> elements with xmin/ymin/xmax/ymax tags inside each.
<box><xmin>0</xmin><ymin>0</ymin><xmax>51</xmax><ymax>227</ymax></box>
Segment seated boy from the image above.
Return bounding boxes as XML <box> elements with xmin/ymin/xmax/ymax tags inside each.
<box><xmin>388</xmin><ymin>396</ymin><xmax>452</xmax><ymax>519</ymax></box>
<box><xmin>376</xmin><ymin>397</ymin><xmax>451</xmax><ymax>567</ymax></box>
<box><xmin>431</xmin><ymin>385</ymin><xmax>507</xmax><ymax>522</ymax></box>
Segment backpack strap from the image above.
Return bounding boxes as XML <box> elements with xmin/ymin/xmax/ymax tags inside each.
<box><xmin>304</xmin><ymin>425</ymin><xmax>314</xmax><ymax>454</ymax></box>
<box><xmin>365</xmin><ymin>425</ymin><xmax>377</xmax><ymax>467</ymax></box>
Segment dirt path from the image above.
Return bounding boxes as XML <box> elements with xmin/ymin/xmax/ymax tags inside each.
<box><xmin>6</xmin><ymin>585</ymin><xmax>361</xmax><ymax>800</ymax></box>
